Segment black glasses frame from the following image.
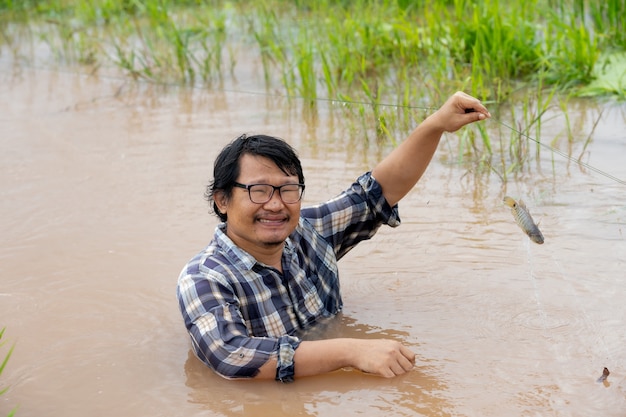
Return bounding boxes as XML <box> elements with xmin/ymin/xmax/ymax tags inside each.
<box><xmin>233</xmin><ymin>182</ymin><xmax>305</xmax><ymax>204</ymax></box>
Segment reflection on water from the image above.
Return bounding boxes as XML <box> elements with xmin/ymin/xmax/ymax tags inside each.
<box><xmin>2</xmin><ymin>61</ymin><xmax>626</xmax><ymax>417</ymax></box>
<box><xmin>185</xmin><ymin>316</ymin><xmax>453</xmax><ymax>417</ymax></box>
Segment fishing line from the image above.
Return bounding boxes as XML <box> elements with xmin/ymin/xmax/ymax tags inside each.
<box><xmin>200</xmin><ymin>86</ymin><xmax>626</xmax><ymax>186</ymax></box>
<box><xmin>524</xmin><ymin>242</ymin><xmax>615</xmax><ymax>389</ymax></box>
<box><xmin>324</xmin><ymin>96</ymin><xmax>626</xmax><ymax>187</ymax></box>
<box><xmin>493</xmin><ymin>119</ymin><xmax>626</xmax><ymax>186</ymax></box>
<box><xmin>524</xmin><ymin>238</ymin><xmax>550</xmax><ymax>333</ymax></box>
<box><xmin>7</xmin><ymin>64</ymin><xmax>624</xmax><ymax>185</ymax></box>
<box><xmin>315</xmin><ymin>93</ymin><xmax>626</xmax><ymax>187</ymax></box>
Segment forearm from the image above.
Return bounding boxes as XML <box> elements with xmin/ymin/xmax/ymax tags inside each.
<box><xmin>371</xmin><ymin>91</ymin><xmax>490</xmax><ymax>207</ymax></box>
<box><xmin>371</xmin><ymin>117</ymin><xmax>443</xmax><ymax>207</ymax></box>
<box><xmin>255</xmin><ymin>338</ymin><xmax>416</xmax><ymax>380</ymax></box>
<box><xmin>255</xmin><ymin>339</ymin><xmax>352</xmax><ymax>379</ymax></box>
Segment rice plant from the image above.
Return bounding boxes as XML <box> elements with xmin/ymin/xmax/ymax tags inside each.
<box><xmin>0</xmin><ymin>328</ymin><xmax>16</xmax><ymax>417</ymax></box>
<box><xmin>586</xmin><ymin>0</ymin><xmax>626</xmax><ymax>49</ymax></box>
<box><xmin>1</xmin><ymin>0</ymin><xmax>624</xmax><ymax>177</ymax></box>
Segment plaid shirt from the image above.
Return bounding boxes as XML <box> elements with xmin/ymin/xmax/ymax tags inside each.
<box><xmin>177</xmin><ymin>172</ymin><xmax>400</xmax><ymax>379</ymax></box>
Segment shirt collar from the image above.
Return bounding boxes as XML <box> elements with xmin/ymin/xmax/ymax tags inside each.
<box><xmin>214</xmin><ymin>222</ymin><xmax>295</xmax><ymax>271</ymax></box>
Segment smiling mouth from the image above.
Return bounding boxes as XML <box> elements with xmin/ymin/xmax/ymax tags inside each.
<box><xmin>257</xmin><ymin>217</ymin><xmax>288</xmax><ymax>225</ymax></box>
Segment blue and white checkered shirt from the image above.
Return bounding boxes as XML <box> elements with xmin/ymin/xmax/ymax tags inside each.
<box><xmin>177</xmin><ymin>172</ymin><xmax>400</xmax><ymax>379</ymax></box>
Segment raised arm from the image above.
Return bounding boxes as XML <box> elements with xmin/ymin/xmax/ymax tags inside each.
<box><xmin>371</xmin><ymin>91</ymin><xmax>490</xmax><ymax>207</ymax></box>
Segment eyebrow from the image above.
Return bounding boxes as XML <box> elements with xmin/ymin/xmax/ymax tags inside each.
<box><xmin>236</xmin><ymin>176</ymin><xmax>300</xmax><ymax>185</ymax></box>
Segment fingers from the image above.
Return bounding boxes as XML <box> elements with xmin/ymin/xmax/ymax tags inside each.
<box><xmin>394</xmin><ymin>345</ymin><xmax>416</xmax><ymax>374</ymax></box>
<box><xmin>453</xmin><ymin>91</ymin><xmax>491</xmax><ymax>118</ymax></box>
<box><xmin>352</xmin><ymin>339</ymin><xmax>416</xmax><ymax>378</ymax></box>
<box><xmin>380</xmin><ymin>354</ymin><xmax>414</xmax><ymax>378</ymax></box>
<box><xmin>400</xmin><ymin>344</ymin><xmax>416</xmax><ymax>365</ymax></box>
<box><xmin>430</xmin><ymin>91</ymin><xmax>490</xmax><ymax>133</ymax></box>
<box><xmin>377</xmin><ymin>341</ymin><xmax>416</xmax><ymax>378</ymax></box>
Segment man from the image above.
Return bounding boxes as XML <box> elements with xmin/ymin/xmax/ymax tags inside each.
<box><xmin>177</xmin><ymin>91</ymin><xmax>490</xmax><ymax>382</ymax></box>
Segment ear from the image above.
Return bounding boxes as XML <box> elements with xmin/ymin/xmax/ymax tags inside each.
<box><xmin>214</xmin><ymin>190</ymin><xmax>229</xmax><ymax>215</ymax></box>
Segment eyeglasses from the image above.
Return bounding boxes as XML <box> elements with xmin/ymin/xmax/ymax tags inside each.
<box><xmin>233</xmin><ymin>182</ymin><xmax>305</xmax><ymax>204</ymax></box>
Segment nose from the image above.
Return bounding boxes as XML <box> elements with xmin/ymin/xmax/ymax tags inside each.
<box><xmin>263</xmin><ymin>189</ymin><xmax>285</xmax><ymax>210</ymax></box>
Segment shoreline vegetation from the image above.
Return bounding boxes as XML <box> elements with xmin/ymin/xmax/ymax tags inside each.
<box><xmin>1</xmin><ymin>0</ymin><xmax>625</xmax><ymax>178</ymax></box>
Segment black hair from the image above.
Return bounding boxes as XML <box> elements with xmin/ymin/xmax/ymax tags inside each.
<box><xmin>206</xmin><ymin>134</ymin><xmax>305</xmax><ymax>222</ymax></box>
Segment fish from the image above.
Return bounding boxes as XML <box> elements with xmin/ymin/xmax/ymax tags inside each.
<box><xmin>503</xmin><ymin>196</ymin><xmax>544</xmax><ymax>244</ymax></box>
<box><xmin>597</xmin><ymin>367</ymin><xmax>610</xmax><ymax>383</ymax></box>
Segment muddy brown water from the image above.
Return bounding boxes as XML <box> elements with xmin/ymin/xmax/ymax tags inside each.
<box><xmin>2</xmin><ymin>62</ymin><xmax>626</xmax><ymax>417</ymax></box>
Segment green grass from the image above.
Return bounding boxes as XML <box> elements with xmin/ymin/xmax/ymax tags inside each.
<box><xmin>0</xmin><ymin>328</ymin><xmax>16</xmax><ymax>417</ymax></box>
<box><xmin>1</xmin><ymin>0</ymin><xmax>624</xmax><ymax>180</ymax></box>
<box><xmin>2</xmin><ymin>0</ymin><xmax>622</xmax><ymax>99</ymax></box>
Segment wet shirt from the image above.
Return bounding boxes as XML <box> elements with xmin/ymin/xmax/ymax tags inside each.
<box><xmin>176</xmin><ymin>172</ymin><xmax>400</xmax><ymax>379</ymax></box>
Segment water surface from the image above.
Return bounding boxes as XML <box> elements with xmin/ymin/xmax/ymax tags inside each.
<box><xmin>1</xmin><ymin>61</ymin><xmax>626</xmax><ymax>417</ymax></box>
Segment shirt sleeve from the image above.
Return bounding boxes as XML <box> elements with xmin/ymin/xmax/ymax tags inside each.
<box><xmin>177</xmin><ymin>265</ymin><xmax>300</xmax><ymax>380</ymax></box>
<box><xmin>301</xmin><ymin>171</ymin><xmax>401</xmax><ymax>260</ymax></box>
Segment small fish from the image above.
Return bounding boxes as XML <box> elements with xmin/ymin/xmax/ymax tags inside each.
<box><xmin>503</xmin><ymin>196</ymin><xmax>544</xmax><ymax>244</ymax></box>
<box><xmin>597</xmin><ymin>367</ymin><xmax>610</xmax><ymax>383</ymax></box>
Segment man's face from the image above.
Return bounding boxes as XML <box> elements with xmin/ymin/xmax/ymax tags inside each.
<box><xmin>216</xmin><ymin>153</ymin><xmax>301</xmax><ymax>258</ymax></box>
